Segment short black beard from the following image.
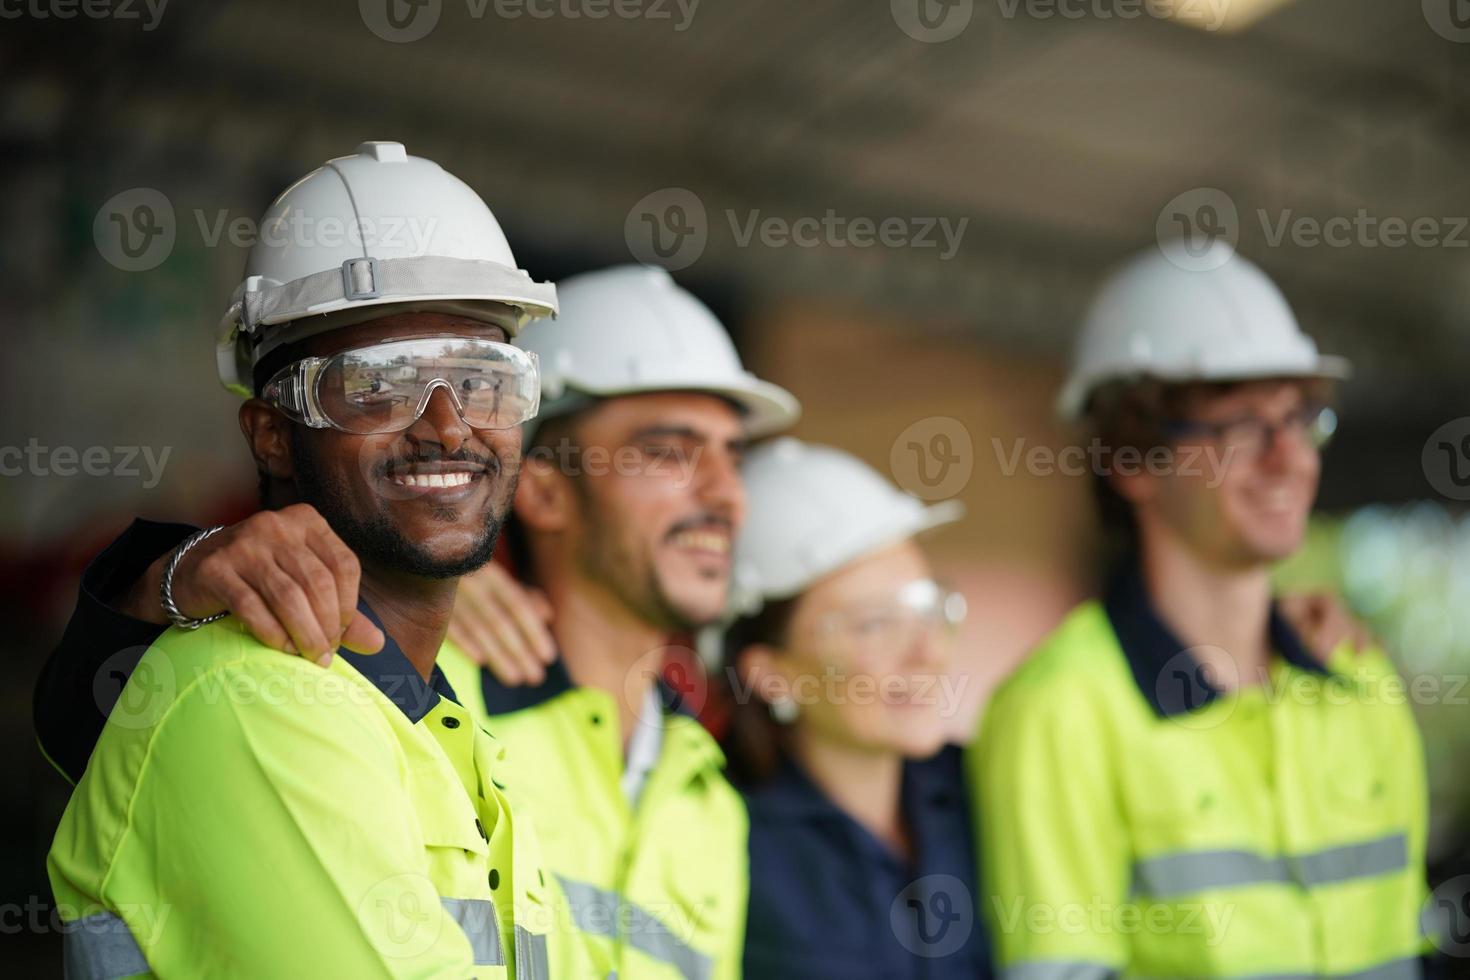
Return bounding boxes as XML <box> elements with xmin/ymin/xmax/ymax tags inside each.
<box><xmin>573</xmin><ymin>482</ymin><xmax>722</xmax><ymax>633</ymax></box>
<box><xmin>289</xmin><ymin>428</ymin><xmax>505</xmax><ymax>580</ymax></box>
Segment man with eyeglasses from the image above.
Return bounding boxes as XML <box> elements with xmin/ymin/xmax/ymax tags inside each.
<box><xmin>969</xmin><ymin>241</ymin><xmax>1434</xmax><ymax>979</ymax></box>
<box><xmin>46</xmin><ymin>142</ymin><xmax>567</xmax><ymax>977</ymax></box>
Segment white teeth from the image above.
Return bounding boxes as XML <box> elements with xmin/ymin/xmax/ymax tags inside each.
<box><xmin>672</xmin><ymin>530</ymin><xmax>729</xmax><ymax>553</ymax></box>
<box><xmin>391</xmin><ymin>471</ymin><xmax>474</xmax><ymax>489</ymax></box>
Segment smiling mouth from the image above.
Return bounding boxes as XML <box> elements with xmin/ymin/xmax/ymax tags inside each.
<box><xmin>392</xmin><ymin>471</ymin><xmax>476</xmax><ymax>489</ymax></box>
<box><xmin>383</xmin><ymin>460</ymin><xmax>490</xmax><ymax>493</ymax></box>
<box><xmin>669</xmin><ymin>529</ymin><xmax>731</xmax><ymax>554</ymax></box>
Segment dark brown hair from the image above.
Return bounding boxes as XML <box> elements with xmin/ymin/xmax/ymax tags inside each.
<box><xmin>1084</xmin><ymin>376</ymin><xmax>1334</xmax><ymax>560</ymax></box>
<box><xmin>718</xmin><ymin>595</ymin><xmax>801</xmax><ymax>787</ymax></box>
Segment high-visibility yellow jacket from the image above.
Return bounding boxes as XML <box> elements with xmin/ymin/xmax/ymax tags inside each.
<box><xmin>439</xmin><ymin>643</ymin><xmax>748</xmax><ymax>980</ymax></box>
<box><xmin>969</xmin><ymin>571</ymin><xmax>1430</xmax><ymax>980</ymax></box>
<box><xmin>49</xmin><ymin>612</ymin><xmax>559</xmax><ymax>979</ymax></box>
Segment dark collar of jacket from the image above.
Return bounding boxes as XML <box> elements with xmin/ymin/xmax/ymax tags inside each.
<box><xmin>339</xmin><ymin>601</ymin><xmax>462</xmax><ymax>724</ymax></box>
<box><xmin>742</xmin><ymin>745</ymin><xmax>966</xmax><ymax>832</ymax></box>
<box><xmin>1102</xmin><ymin>557</ymin><xmax>1328</xmax><ymax>719</ymax></box>
<box><xmin>478</xmin><ymin>652</ymin><xmax>696</xmax><ymax>720</ymax></box>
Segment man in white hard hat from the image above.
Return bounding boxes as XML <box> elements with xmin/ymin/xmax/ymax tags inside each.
<box><xmin>969</xmin><ymin>240</ymin><xmax>1433</xmax><ymax>978</ymax></box>
<box><xmin>37</xmin><ymin>263</ymin><xmax>799</xmax><ymax>979</ymax></box>
<box><xmin>44</xmin><ymin>142</ymin><xmax>566</xmax><ymax>975</ymax></box>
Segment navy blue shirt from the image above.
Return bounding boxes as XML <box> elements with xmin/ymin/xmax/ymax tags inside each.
<box><xmin>741</xmin><ymin>746</ymin><xmax>993</xmax><ymax>979</ymax></box>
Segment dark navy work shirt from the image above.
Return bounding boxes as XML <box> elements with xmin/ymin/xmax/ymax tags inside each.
<box><xmin>741</xmin><ymin>745</ymin><xmax>993</xmax><ymax>980</ymax></box>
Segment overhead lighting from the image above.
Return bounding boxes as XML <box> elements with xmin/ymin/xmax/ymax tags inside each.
<box><xmin>1161</xmin><ymin>0</ymin><xmax>1300</xmax><ymax>34</ymax></box>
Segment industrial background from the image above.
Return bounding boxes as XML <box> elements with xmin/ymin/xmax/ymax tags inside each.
<box><xmin>4</xmin><ymin>0</ymin><xmax>1470</xmax><ymax>970</ymax></box>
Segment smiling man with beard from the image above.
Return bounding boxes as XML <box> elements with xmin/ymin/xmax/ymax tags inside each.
<box><xmin>36</xmin><ymin>263</ymin><xmax>800</xmax><ymax>980</ymax></box>
<box><xmin>428</xmin><ymin>265</ymin><xmax>800</xmax><ymax>980</ymax></box>
<box><xmin>45</xmin><ymin>142</ymin><xmax>566</xmax><ymax>978</ymax></box>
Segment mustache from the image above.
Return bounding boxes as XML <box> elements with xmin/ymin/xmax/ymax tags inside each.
<box><xmin>665</xmin><ymin>513</ymin><xmax>734</xmax><ymax>541</ymax></box>
<box><xmin>376</xmin><ymin>447</ymin><xmax>500</xmax><ymax>477</ymax></box>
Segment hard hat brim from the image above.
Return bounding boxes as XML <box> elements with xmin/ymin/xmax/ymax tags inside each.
<box><xmin>1057</xmin><ymin>353</ymin><xmax>1353</xmax><ymax>422</ymax></box>
<box><xmin>535</xmin><ymin>374</ymin><xmax>802</xmax><ymax>439</ymax></box>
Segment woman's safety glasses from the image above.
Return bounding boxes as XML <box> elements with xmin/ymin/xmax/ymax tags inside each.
<box><xmin>261</xmin><ymin>336</ymin><xmax>540</xmax><ymax>434</ymax></box>
<box><xmin>807</xmin><ymin>579</ymin><xmax>967</xmax><ymax>662</ymax></box>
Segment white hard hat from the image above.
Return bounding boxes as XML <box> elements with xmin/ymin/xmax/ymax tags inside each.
<box><xmin>217</xmin><ymin>141</ymin><xmax>558</xmax><ymax>396</ymax></box>
<box><xmin>517</xmin><ymin>264</ymin><xmax>800</xmax><ymax>438</ymax></box>
<box><xmin>728</xmin><ymin>438</ymin><xmax>962</xmax><ymax>616</ymax></box>
<box><xmin>1057</xmin><ymin>240</ymin><xmax>1351</xmax><ymax>420</ymax></box>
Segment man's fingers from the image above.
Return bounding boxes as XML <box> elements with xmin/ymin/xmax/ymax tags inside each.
<box><xmin>452</xmin><ymin>611</ymin><xmax>537</xmax><ymax>687</ymax></box>
<box><xmin>276</xmin><ymin>549</ymin><xmax>345</xmax><ymax>654</ymax></box>
<box><xmin>526</xmin><ymin>588</ymin><xmax>554</xmax><ymax>626</ymax></box>
<box><xmin>215</xmin><ymin>573</ymin><xmax>294</xmax><ymax>654</ymax></box>
<box><xmin>340</xmin><ymin>611</ymin><xmax>385</xmax><ymax>655</ymax></box>
<box><xmin>253</xmin><ymin>564</ymin><xmax>332</xmax><ymax>656</ymax></box>
<box><xmin>446</xmin><ymin>620</ymin><xmax>493</xmax><ymax>668</ymax></box>
<box><xmin>480</xmin><ymin>602</ymin><xmax>546</xmax><ymax>685</ymax></box>
<box><xmin>502</xmin><ymin>584</ymin><xmax>557</xmax><ymax>664</ymax></box>
<box><xmin>308</xmin><ymin>525</ymin><xmax>362</xmax><ymax>635</ymax></box>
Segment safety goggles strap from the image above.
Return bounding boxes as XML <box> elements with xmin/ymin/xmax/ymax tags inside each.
<box><xmin>235</xmin><ymin>256</ymin><xmax>558</xmax><ymax>333</ymax></box>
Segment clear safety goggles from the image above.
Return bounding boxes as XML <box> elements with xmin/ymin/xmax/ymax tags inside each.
<box><xmin>261</xmin><ymin>336</ymin><xmax>540</xmax><ymax>434</ymax></box>
<box><xmin>807</xmin><ymin>579</ymin><xmax>967</xmax><ymax>660</ymax></box>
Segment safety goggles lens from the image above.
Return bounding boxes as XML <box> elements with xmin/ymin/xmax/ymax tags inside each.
<box><xmin>267</xmin><ymin>337</ymin><xmax>539</xmax><ymax>434</ymax></box>
<box><xmin>811</xmin><ymin>579</ymin><xmax>967</xmax><ymax>659</ymax></box>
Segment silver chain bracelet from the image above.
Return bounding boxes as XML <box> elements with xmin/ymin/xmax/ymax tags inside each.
<box><xmin>160</xmin><ymin>525</ymin><xmax>229</xmax><ymax>630</ymax></box>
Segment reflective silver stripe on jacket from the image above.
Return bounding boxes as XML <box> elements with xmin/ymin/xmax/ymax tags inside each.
<box><xmin>557</xmin><ymin>874</ymin><xmax>713</xmax><ymax>980</ymax></box>
<box><xmin>441</xmin><ymin>896</ymin><xmax>504</xmax><ymax>966</ymax></box>
<box><xmin>515</xmin><ymin>924</ymin><xmax>550</xmax><ymax>980</ymax></box>
<box><xmin>65</xmin><ymin>900</ymin><xmax>543</xmax><ymax>977</ymax></box>
<box><xmin>1132</xmin><ymin>832</ymin><xmax>1408</xmax><ymax>899</ymax></box>
<box><xmin>63</xmin><ymin>912</ymin><xmax>148</xmax><ymax>980</ymax></box>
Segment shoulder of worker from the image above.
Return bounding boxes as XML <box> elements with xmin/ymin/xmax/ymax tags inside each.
<box><xmin>991</xmin><ymin>598</ymin><xmax>1131</xmax><ymax>705</ymax></box>
<box><xmin>91</xmin><ymin>617</ymin><xmax>395</xmax><ymax>761</ymax></box>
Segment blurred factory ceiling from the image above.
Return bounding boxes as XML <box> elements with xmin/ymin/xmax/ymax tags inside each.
<box><xmin>3</xmin><ymin>0</ymin><xmax>1469</xmax><ymax>437</ymax></box>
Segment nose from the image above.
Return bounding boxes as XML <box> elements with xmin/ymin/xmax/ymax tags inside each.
<box><xmin>404</xmin><ymin>384</ymin><xmax>470</xmax><ymax>456</ymax></box>
<box><xmin>904</xmin><ymin>619</ymin><xmax>949</xmax><ymax>671</ymax></box>
<box><xmin>693</xmin><ymin>444</ymin><xmax>746</xmax><ymax>525</ymax></box>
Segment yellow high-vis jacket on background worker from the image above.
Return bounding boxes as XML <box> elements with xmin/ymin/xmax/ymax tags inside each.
<box><xmin>439</xmin><ymin>641</ymin><xmax>748</xmax><ymax>980</ymax></box>
<box><xmin>969</xmin><ymin>567</ymin><xmax>1430</xmax><ymax>980</ymax></box>
<box><xmin>48</xmin><ymin>610</ymin><xmax>558</xmax><ymax>979</ymax></box>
